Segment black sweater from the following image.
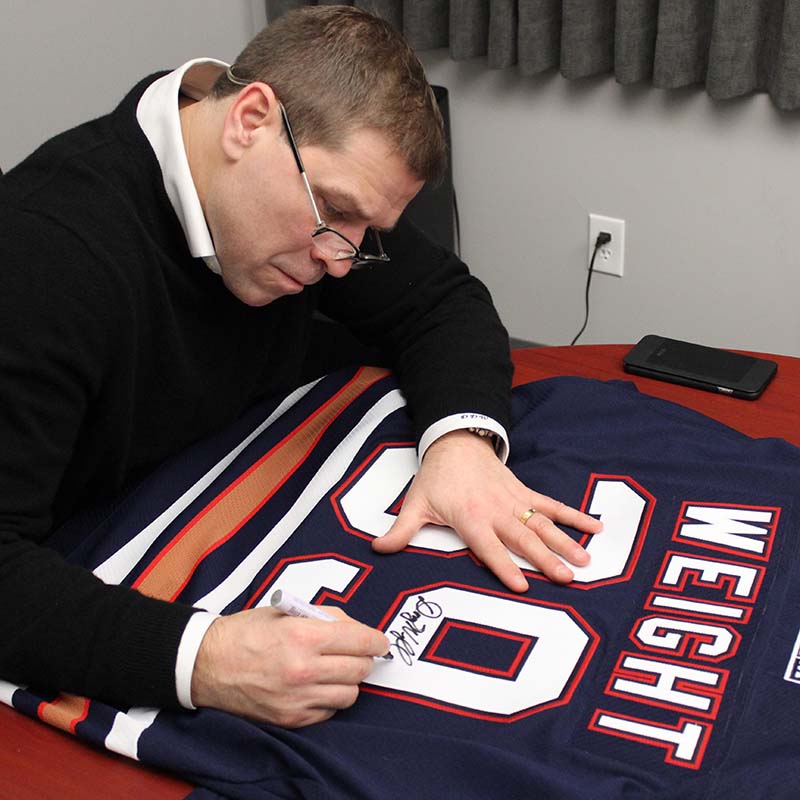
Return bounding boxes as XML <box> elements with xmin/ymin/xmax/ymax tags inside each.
<box><xmin>0</xmin><ymin>74</ymin><xmax>512</xmax><ymax>709</ymax></box>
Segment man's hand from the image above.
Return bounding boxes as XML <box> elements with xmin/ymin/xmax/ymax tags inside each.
<box><xmin>372</xmin><ymin>429</ymin><xmax>602</xmax><ymax>591</ymax></box>
<box><xmin>191</xmin><ymin>606</ymin><xmax>390</xmax><ymax>728</ymax></box>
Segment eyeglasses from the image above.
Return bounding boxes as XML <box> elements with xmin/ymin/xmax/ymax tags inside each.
<box><xmin>278</xmin><ymin>104</ymin><xmax>390</xmax><ymax>269</ymax></box>
<box><xmin>225</xmin><ymin>68</ymin><xmax>390</xmax><ymax>269</ymax></box>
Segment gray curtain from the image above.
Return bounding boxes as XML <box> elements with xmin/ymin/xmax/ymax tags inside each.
<box><xmin>265</xmin><ymin>0</ymin><xmax>800</xmax><ymax>110</ymax></box>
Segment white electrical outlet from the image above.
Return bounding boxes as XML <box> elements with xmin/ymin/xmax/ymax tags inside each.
<box><xmin>588</xmin><ymin>214</ymin><xmax>625</xmax><ymax>277</ymax></box>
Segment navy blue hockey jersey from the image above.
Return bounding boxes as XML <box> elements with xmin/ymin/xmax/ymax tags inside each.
<box><xmin>3</xmin><ymin>366</ymin><xmax>800</xmax><ymax>799</ymax></box>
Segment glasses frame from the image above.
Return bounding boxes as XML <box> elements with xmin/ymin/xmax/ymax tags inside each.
<box><xmin>278</xmin><ymin>104</ymin><xmax>390</xmax><ymax>269</ymax></box>
<box><xmin>225</xmin><ymin>66</ymin><xmax>389</xmax><ymax>269</ymax></box>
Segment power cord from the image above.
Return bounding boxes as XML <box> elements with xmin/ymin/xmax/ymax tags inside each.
<box><xmin>570</xmin><ymin>231</ymin><xmax>611</xmax><ymax>346</ymax></box>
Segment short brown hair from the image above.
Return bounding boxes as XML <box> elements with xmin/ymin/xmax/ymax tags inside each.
<box><xmin>211</xmin><ymin>6</ymin><xmax>446</xmax><ymax>183</ymax></box>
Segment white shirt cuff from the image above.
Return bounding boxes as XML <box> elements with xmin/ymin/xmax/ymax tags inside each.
<box><xmin>418</xmin><ymin>413</ymin><xmax>509</xmax><ymax>464</ymax></box>
<box><xmin>175</xmin><ymin>611</ymin><xmax>219</xmax><ymax>709</ymax></box>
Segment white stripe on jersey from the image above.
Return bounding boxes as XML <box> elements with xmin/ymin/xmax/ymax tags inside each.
<box><xmin>196</xmin><ymin>389</ymin><xmax>406</xmax><ymax>614</ymax></box>
<box><xmin>94</xmin><ymin>379</ymin><xmax>321</xmax><ymax>586</ymax></box>
<box><xmin>104</xmin><ymin>707</ymin><xmax>160</xmax><ymax>760</ymax></box>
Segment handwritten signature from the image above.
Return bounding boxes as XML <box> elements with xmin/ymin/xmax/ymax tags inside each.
<box><xmin>387</xmin><ymin>595</ymin><xmax>443</xmax><ymax>666</ymax></box>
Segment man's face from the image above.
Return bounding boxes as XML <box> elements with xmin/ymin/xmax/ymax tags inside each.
<box><xmin>205</xmin><ymin>123</ymin><xmax>424</xmax><ymax>307</ymax></box>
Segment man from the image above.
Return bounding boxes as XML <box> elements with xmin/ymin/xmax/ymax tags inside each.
<box><xmin>0</xmin><ymin>7</ymin><xmax>600</xmax><ymax>728</ymax></box>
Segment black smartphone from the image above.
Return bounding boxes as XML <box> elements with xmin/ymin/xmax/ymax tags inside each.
<box><xmin>623</xmin><ymin>335</ymin><xmax>777</xmax><ymax>400</ymax></box>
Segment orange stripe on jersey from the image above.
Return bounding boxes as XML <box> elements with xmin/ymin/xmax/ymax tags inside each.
<box><xmin>37</xmin><ymin>693</ymin><xmax>91</xmax><ymax>734</ymax></box>
<box><xmin>133</xmin><ymin>366</ymin><xmax>390</xmax><ymax>601</ymax></box>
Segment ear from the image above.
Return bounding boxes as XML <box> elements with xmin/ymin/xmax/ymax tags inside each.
<box><xmin>219</xmin><ymin>82</ymin><xmax>281</xmax><ymax>161</ymax></box>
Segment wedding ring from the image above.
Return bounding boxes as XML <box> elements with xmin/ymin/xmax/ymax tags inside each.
<box><xmin>519</xmin><ymin>508</ymin><xmax>536</xmax><ymax>525</ymax></box>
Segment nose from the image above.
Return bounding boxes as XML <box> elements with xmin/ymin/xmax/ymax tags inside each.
<box><xmin>310</xmin><ymin>222</ymin><xmax>369</xmax><ymax>279</ymax></box>
<box><xmin>309</xmin><ymin>242</ymin><xmax>354</xmax><ymax>279</ymax></box>
<box><xmin>311</xmin><ymin>247</ymin><xmax>353</xmax><ymax>278</ymax></box>
<box><xmin>323</xmin><ymin>255</ymin><xmax>354</xmax><ymax>279</ymax></box>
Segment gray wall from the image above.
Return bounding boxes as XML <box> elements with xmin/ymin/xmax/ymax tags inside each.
<box><xmin>1</xmin><ymin>1</ymin><xmax>265</xmax><ymax>170</ymax></box>
<box><xmin>421</xmin><ymin>51</ymin><xmax>800</xmax><ymax>357</ymax></box>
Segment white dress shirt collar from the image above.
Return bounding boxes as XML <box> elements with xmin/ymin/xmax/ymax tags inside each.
<box><xmin>136</xmin><ymin>58</ymin><xmax>228</xmax><ymax>275</ymax></box>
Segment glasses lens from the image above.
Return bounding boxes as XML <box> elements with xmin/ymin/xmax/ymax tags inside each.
<box><xmin>312</xmin><ymin>229</ymin><xmax>357</xmax><ymax>260</ymax></box>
